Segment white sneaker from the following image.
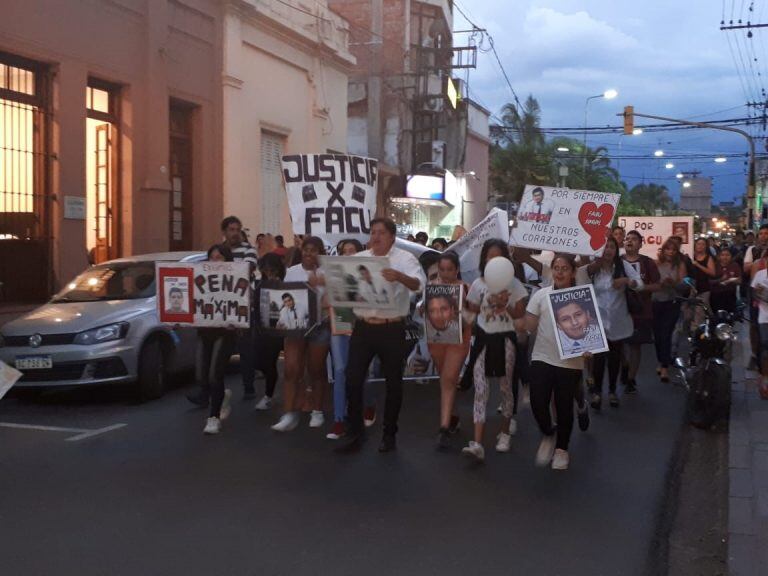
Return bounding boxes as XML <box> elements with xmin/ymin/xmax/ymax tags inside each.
<box><xmin>495</xmin><ymin>432</ymin><xmax>512</xmax><ymax>452</ymax></box>
<box><xmin>203</xmin><ymin>417</ymin><xmax>221</xmax><ymax>435</ymax></box>
<box><xmin>271</xmin><ymin>412</ymin><xmax>299</xmax><ymax>432</ymax></box>
<box><xmin>254</xmin><ymin>395</ymin><xmax>272</xmax><ymax>411</ymax></box>
<box><xmin>219</xmin><ymin>389</ymin><xmax>232</xmax><ymax>421</ymax></box>
<box><xmin>551</xmin><ymin>448</ymin><xmax>570</xmax><ymax>470</ymax></box>
<box><xmin>508</xmin><ymin>417</ymin><xmax>518</xmax><ymax>436</ymax></box>
<box><xmin>309</xmin><ymin>410</ymin><xmax>325</xmax><ymax>428</ymax></box>
<box><xmin>461</xmin><ymin>441</ymin><xmax>485</xmax><ymax>462</ymax></box>
<box><xmin>535</xmin><ymin>435</ymin><xmax>556</xmax><ymax>467</ymax></box>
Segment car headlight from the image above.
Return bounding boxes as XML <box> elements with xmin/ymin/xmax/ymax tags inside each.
<box><xmin>715</xmin><ymin>323</ymin><xmax>733</xmax><ymax>341</ymax></box>
<box><xmin>74</xmin><ymin>322</ymin><xmax>129</xmax><ymax>345</ymax></box>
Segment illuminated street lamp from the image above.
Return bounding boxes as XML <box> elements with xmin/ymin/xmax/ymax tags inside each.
<box><xmin>665</xmin><ymin>162</ymin><xmax>675</xmax><ymax>169</ymax></box>
<box><xmin>632</xmin><ymin>128</ymin><xmax>643</xmax><ymax>135</ymax></box>
<box><xmin>676</xmin><ymin>173</ymin><xmax>684</xmax><ymax>179</ymax></box>
<box><xmin>683</xmin><ymin>181</ymin><xmax>691</xmax><ymax>188</ymax></box>
<box><xmin>654</xmin><ymin>150</ymin><xmax>665</xmax><ymax>157</ymax></box>
<box><xmin>714</xmin><ymin>156</ymin><xmax>727</xmax><ymax>163</ymax></box>
<box><xmin>584</xmin><ymin>89</ymin><xmax>619</xmax><ymax>169</ymax></box>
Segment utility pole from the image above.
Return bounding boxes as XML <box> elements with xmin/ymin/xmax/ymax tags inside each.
<box><xmin>620</xmin><ymin>108</ymin><xmax>757</xmax><ymax>228</ymax></box>
<box><xmin>367</xmin><ymin>0</ymin><xmax>383</xmax><ymax>162</ymax></box>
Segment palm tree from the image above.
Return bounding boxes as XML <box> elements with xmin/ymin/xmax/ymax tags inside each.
<box><xmin>490</xmin><ymin>96</ymin><xmax>550</xmax><ymax>201</ymax></box>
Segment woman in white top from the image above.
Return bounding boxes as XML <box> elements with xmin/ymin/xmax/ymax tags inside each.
<box><xmin>525</xmin><ymin>254</ymin><xmax>589</xmax><ymax>470</ymax></box>
<box><xmin>462</xmin><ymin>239</ymin><xmax>528</xmax><ymax>462</ymax></box>
<box><xmin>271</xmin><ymin>236</ymin><xmax>330</xmax><ymax>432</ymax></box>
<box><xmin>582</xmin><ymin>237</ymin><xmax>643</xmax><ymax>409</ymax></box>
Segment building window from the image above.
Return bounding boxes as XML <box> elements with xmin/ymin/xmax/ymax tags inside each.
<box><xmin>169</xmin><ymin>100</ymin><xmax>194</xmax><ymax>250</ymax></box>
<box><xmin>86</xmin><ymin>78</ymin><xmax>120</xmax><ymax>263</ymax></box>
<box><xmin>260</xmin><ymin>131</ymin><xmax>285</xmax><ymax>235</ymax></box>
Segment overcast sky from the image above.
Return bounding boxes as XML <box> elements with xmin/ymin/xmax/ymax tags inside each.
<box><xmin>454</xmin><ymin>0</ymin><xmax>764</xmax><ymax>203</ymax></box>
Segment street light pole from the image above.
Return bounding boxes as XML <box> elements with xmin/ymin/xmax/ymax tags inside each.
<box><xmin>583</xmin><ymin>89</ymin><xmax>618</xmax><ymax>174</ymax></box>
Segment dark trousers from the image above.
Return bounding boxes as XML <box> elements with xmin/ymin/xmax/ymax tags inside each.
<box><xmin>591</xmin><ymin>339</ymin><xmax>624</xmax><ymax>394</ymax></box>
<box><xmin>195</xmin><ymin>330</ymin><xmax>236</xmax><ymax>418</ymax></box>
<box><xmin>238</xmin><ymin>321</ymin><xmax>257</xmax><ymax>392</ymax></box>
<box><xmin>345</xmin><ymin>320</ymin><xmax>407</xmax><ymax>437</ymax></box>
<box><xmin>652</xmin><ymin>300</ymin><xmax>681</xmax><ymax>368</ymax></box>
<box><xmin>529</xmin><ymin>361</ymin><xmax>582</xmax><ymax>450</ymax></box>
<box><xmin>255</xmin><ymin>332</ymin><xmax>283</xmax><ymax>398</ymax></box>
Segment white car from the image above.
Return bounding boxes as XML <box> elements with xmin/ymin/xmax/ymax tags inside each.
<box><xmin>0</xmin><ymin>252</ymin><xmax>205</xmax><ymax>400</ymax></box>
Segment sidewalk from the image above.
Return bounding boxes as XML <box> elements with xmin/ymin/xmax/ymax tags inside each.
<box><xmin>728</xmin><ymin>330</ymin><xmax>768</xmax><ymax>575</ymax></box>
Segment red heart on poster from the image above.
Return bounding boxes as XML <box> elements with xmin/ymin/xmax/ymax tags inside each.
<box><xmin>578</xmin><ymin>202</ymin><xmax>615</xmax><ymax>250</ymax></box>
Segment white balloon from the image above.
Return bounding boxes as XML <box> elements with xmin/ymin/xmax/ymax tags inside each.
<box><xmin>484</xmin><ymin>257</ymin><xmax>515</xmax><ymax>293</ymax></box>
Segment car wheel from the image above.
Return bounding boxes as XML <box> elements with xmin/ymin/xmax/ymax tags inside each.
<box><xmin>137</xmin><ymin>337</ymin><xmax>166</xmax><ymax>402</ymax></box>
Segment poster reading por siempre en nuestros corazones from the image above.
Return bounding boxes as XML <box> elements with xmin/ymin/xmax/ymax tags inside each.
<box><xmin>157</xmin><ymin>262</ymin><xmax>251</xmax><ymax>328</ymax></box>
<box><xmin>510</xmin><ymin>185</ymin><xmax>621</xmax><ymax>257</ymax></box>
<box><xmin>282</xmin><ymin>154</ymin><xmax>378</xmax><ymax>244</ymax></box>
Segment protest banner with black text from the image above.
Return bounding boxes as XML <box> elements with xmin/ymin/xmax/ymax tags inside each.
<box><xmin>510</xmin><ymin>185</ymin><xmax>621</xmax><ymax>257</ymax></box>
<box><xmin>449</xmin><ymin>208</ymin><xmax>509</xmax><ymax>284</ymax></box>
<box><xmin>617</xmin><ymin>216</ymin><xmax>694</xmax><ymax>257</ymax></box>
<box><xmin>282</xmin><ymin>154</ymin><xmax>378</xmax><ymax>244</ymax></box>
<box><xmin>157</xmin><ymin>262</ymin><xmax>250</xmax><ymax>328</ymax></box>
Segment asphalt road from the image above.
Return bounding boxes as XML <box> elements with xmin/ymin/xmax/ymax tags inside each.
<box><xmin>0</xmin><ymin>347</ymin><xmax>686</xmax><ymax>576</ymax></box>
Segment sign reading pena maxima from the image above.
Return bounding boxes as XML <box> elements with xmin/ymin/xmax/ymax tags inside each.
<box><xmin>282</xmin><ymin>154</ymin><xmax>378</xmax><ymax>244</ymax></box>
<box><xmin>510</xmin><ymin>185</ymin><xmax>621</xmax><ymax>257</ymax></box>
<box><xmin>156</xmin><ymin>261</ymin><xmax>251</xmax><ymax>328</ymax></box>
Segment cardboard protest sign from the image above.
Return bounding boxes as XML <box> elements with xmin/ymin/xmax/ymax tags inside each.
<box><xmin>321</xmin><ymin>255</ymin><xmax>399</xmax><ymax>311</ymax></box>
<box><xmin>448</xmin><ymin>208</ymin><xmax>509</xmax><ymax>284</ymax></box>
<box><xmin>616</xmin><ymin>216</ymin><xmax>694</xmax><ymax>258</ymax></box>
<box><xmin>547</xmin><ymin>285</ymin><xmax>608</xmax><ymax>360</ymax></box>
<box><xmin>510</xmin><ymin>185</ymin><xmax>621</xmax><ymax>256</ymax></box>
<box><xmin>282</xmin><ymin>154</ymin><xmax>378</xmax><ymax>244</ymax></box>
<box><xmin>0</xmin><ymin>360</ymin><xmax>22</xmax><ymax>401</ymax></box>
<box><xmin>424</xmin><ymin>284</ymin><xmax>463</xmax><ymax>344</ymax></box>
<box><xmin>157</xmin><ymin>262</ymin><xmax>250</xmax><ymax>328</ymax></box>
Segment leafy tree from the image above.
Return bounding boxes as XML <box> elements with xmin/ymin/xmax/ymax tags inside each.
<box><xmin>626</xmin><ymin>183</ymin><xmax>676</xmax><ymax>214</ymax></box>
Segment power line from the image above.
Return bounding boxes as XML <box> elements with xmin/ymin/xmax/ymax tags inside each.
<box><xmin>454</xmin><ymin>0</ymin><xmax>522</xmax><ymax>110</ymax></box>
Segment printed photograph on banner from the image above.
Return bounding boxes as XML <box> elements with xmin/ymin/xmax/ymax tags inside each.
<box><xmin>546</xmin><ymin>285</ymin><xmax>608</xmax><ymax>360</ymax></box>
<box><xmin>257</xmin><ymin>281</ymin><xmax>318</xmax><ymax>336</ymax></box>
<box><xmin>320</xmin><ymin>256</ymin><xmax>399</xmax><ymax>310</ymax></box>
<box><xmin>163</xmin><ymin>276</ymin><xmax>190</xmax><ymax>314</ymax></box>
<box><xmin>424</xmin><ymin>284</ymin><xmax>463</xmax><ymax>344</ymax></box>
<box><xmin>671</xmin><ymin>221</ymin><xmax>690</xmax><ymax>245</ymax></box>
<box><xmin>330</xmin><ymin>306</ymin><xmax>355</xmax><ymax>336</ymax></box>
<box><xmin>281</xmin><ymin>154</ymin><xmax>378</xmax><ymax>245</ymax></box>
<box><xmin>510</xmin><ymin>185</ymin><xmax>620</xmax><ymax>257</ymax></box>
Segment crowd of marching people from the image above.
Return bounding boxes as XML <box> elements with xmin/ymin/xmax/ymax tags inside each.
<box><xmin>185</xmin><ymin>214</ymin><xmax>768</xmax><ymax>470</ymax></box>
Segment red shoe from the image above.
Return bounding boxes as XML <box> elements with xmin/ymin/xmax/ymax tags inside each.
<box><xmin>364</xmin><ymin>406</ymin><xmax>377</xmax><ymax>428</ymax></box>
<box><xmin>326</xmin><ymin>421</ymin><xmax>345</xmax><ymax>440</ymax></box>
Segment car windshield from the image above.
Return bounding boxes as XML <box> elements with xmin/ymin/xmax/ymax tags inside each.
<box><xmin>52</xmin><ymin>262</ymin><xmax>157</xmax><ymax>303</ymax></box>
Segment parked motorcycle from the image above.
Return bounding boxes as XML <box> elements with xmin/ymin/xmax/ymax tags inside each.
<box><xmin>674</xmin><ymin>289</ymin><xmax>741</xmax><ymax>429</ymax></box>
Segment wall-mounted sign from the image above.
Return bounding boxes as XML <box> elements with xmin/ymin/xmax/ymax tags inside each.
<box><xmin>64</xmin><ymin>196</ymin><xmax>86</xmax><ymax>220</ymax></box>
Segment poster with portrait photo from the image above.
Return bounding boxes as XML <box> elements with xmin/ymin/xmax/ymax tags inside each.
<box><xmin>157</xmin><ymin>266</ymin><xmax>195</xmax><ymax>324</ymax></box>
<box><xmin>546</xmin><ymin>284</ymin><xmax>608</xmax><ymax>360</ymax></box>
<box><xmin>424</xmin><ymin>284</ymin><xmax>463</xmax><ymax>344</ymax></box>
<box><xmin>671</xmin><ymin>221</ymin><xmax>690</xmax><ymax>245</ymax></box>
<box><xmin>320</xmin><ymin>255</ymin><xmax>398</xmax><ymax>311</ymax></box>
<box><xmin>257</xmin><ymin>281</ymin><xmax>318</xmax><ymax>337</ymax></box>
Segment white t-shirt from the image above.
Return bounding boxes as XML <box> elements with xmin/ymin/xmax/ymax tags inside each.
<box><xmin>526</xmin><ymin>286</ymin><xmax>584</xmax><ymax>371</ymax></box>
<box><xmin>751</xmin><ymin>269</ymin><xmax>768</xmax><ymax>323</ymax></box>
<box><xmin>467</xmin><ymin>275</ymin><xmax>528</xmax><ymax>334</ymax></box>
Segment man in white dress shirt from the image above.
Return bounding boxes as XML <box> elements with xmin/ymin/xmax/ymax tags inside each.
<box><xmin>276</xmin><ymin>293</ymin><xmax>308</xmax><ymax>330</ymax></box>
<box><xmin>337</xmin><ymin>218</ymin><xmax>426</xmax><ymax>453</ymax></box>
<box><xmin>519</xmin><ymin>187</ymin><xmax>555</xmax><ymax>224</ymax></box>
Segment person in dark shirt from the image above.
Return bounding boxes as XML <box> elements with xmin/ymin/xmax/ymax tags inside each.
<box><xmin>710</xmin><ymin>247</ymin><xmax>742</xmax><ymax>314</ymax></box>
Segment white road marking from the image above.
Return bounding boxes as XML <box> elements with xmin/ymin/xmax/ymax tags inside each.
<box><xmin>0</xmin><ymin>422</ymin><xmax>88</xmax><ymax>434</ymax></box>
<box><xmin>65</xmin><ymin>423</ymin><xmax>127</xmax><ymax>442</ymax></box>
<box><xmin>0</xmin><ymin>421</ymin><xmax>127</xmax><ymax>441</ymax></box>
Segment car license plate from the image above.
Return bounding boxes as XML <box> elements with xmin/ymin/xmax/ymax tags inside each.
<box><xmin>15</xmin><ymin>355</ymin><xmax>53</xmax><ymax>370</ymax></box>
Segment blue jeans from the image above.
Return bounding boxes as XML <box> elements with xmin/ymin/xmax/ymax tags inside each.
<box><xmin>330</xmin><ymin>334</ymin><xmax>375</xmax><ymax>423</ymax></box>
